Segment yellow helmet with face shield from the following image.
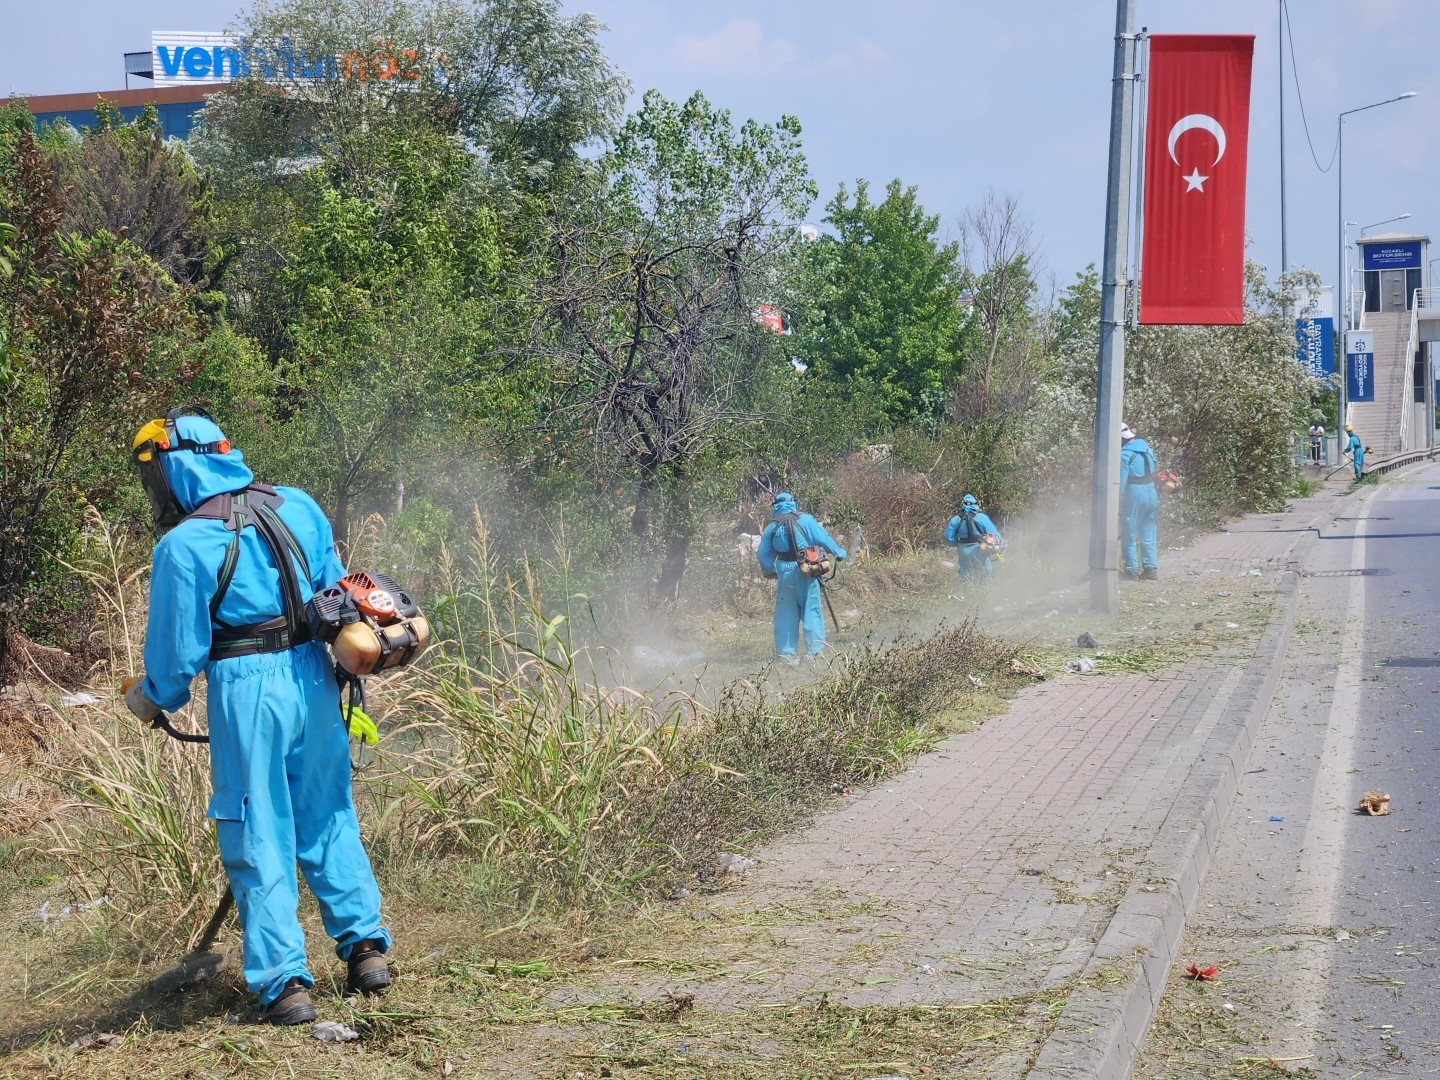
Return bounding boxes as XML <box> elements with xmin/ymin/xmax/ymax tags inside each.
<box><xmin>131</xmin><ymin>406</ymin><xmax>232</xmax><ymax>527</ymax></box>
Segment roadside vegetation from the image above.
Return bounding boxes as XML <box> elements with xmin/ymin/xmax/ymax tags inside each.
<box><xmin>0</xmin><ymin>0</ymin><xmax>1331</xmax><ymax>1069</ymax></box>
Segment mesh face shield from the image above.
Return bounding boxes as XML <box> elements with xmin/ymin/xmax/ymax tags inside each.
<box><xmin>130</xmin><ymin>407</ymin><xmax>231</xmax><ymax>528</ymax></box>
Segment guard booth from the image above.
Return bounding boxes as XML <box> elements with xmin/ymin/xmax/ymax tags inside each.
<box><xmin>1358</xmin><ymin>234</ymin><xmax>1426</xmax><ymax>316</ymax></box>
<box><xmin>1352</xmin><ymin>233</ymin><xmax>1432</xmax><ymax>452</ymax></box>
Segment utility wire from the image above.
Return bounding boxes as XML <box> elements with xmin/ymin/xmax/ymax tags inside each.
<box><xmin>1283</xmin><ymin>0</ymin><xmax>1337</xmax><ymax>173</ymax></box>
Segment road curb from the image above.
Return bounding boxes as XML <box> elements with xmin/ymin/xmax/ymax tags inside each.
<box><xmin>1025</xmin><ymin>485</ymin><xmax>1368</xmax><ymax>1080</ymax></box>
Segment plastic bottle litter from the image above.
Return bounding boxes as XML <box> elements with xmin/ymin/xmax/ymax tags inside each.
<box><xmin>312</xmin><ymin>1021</ymin><xmax>360</xmax><ymax>1043</ymax></box>
<box><xmin>715</xmin><ymin>853</ymin><xmax>756</xmax><ymax>876</ymax></box>
<box><xmin>1065</xmin><ymin>656</ymin><xmax>1097</xmax><ymax>674</ymax></box>
<box><xmin>34</xmin><ymin>896</ymin><xmax>108</xmax><ymax>924</ymax></box>
<box><xmin>68</xmin><ymin>1032</ymin><xmax>121</xmax><ymax>1052</ymax></box>
<box><xmin>60</xmin><ymin>692</ymin><xmax>102</xmax><ymax>708</ymax></box>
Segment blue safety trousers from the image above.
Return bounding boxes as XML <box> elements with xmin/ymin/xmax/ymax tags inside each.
<box><xmin>1347</xmin><ymin>434</ymin><xmax>1364</xmax><ymax>480</ymax></box>
<box><xmin>141</xmin><ymin>417</ymin><xmax>390</xmax><ymax>1005</ymax></box>
<box><xmin>771</xmin><ymin>561</ymin><xmax>827</xmax><ymax>658</ymax></box>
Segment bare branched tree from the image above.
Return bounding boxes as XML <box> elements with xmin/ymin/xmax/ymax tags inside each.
<box><xmin>530</xmin><ymin>90</ymin><xmax>814</xmax><ymax>598</ymax></box>
<box><xmin>953</xmin><ymin>191</ymin><xmax>1045</xmax><ymax>423</ymax></box>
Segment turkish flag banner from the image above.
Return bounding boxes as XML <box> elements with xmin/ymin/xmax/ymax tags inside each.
<box><xmin>1139</xmin><ymin>35</ymin><xmax>1254</xmax><ymax>325</ymax></box>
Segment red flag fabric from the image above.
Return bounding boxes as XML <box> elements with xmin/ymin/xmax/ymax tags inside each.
<box><xmin>1139</xmin><ymin>35</ymin><xmax>1254</xmax><ymax>325</ymax></box>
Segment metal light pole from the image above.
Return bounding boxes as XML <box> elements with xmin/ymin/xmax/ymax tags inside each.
<box><xmin>1279</xmin><ymin>0</ymin><xmax>1287</xmax><ymax>279</ymax></box>
<box><xmin>1336</xmin><ymin>92</ymin><xmax>1416</xmax><ymax>437</ymax></box>
<box><xmin>1089</xmin><ymin>0</ymin><xmax>1138</xmax><ymax>614</ymax></box>
<box><xmin>1343</xmin><ymin>220</ymin><xmax>1358</xmax><ymax>331</ymax></box>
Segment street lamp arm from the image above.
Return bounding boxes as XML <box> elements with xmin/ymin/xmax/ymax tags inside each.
<box><xmin>1340</xmin><ymin>91</ymin><xmax>1418</xmax><ymax>120</ymax></box>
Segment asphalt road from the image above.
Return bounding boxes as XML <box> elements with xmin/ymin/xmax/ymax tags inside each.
<box><xmin>1322</xmin><ymin>468</ymin><xmax>1440</xmax><ymax>1075</ymax></box>
<box><xmin>1136</xmin><ymin>466</ymin><xmax>1440</xmax><ymax>1078</ymax></box>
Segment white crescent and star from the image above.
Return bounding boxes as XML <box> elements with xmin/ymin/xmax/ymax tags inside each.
<box><xmin>1167</xmin><ymin>113</ymin><xmax>1227</xmax><ymax>193</ymax></box>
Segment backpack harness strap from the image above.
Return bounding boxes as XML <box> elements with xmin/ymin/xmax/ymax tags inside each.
<box><xmin>1130</xmin><ymin>447</ymin><xmax>1158</xmax><ymax>485</ymax></box>
<box><xmin>186</xmin><ymin>484</ymin><xmax>314</xmax><ymax>661</ymax></box>
<box><xmin>774</xmin><ymin>512</ymin><xmax>803</xmax><ymax>561</ymax></box>
<box><xmin>957</xmin><ymin>513</ymin><xmax>980</xmax><ymax>545</ymax></box>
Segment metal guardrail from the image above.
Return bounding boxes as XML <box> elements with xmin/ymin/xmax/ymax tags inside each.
<box><xmin>1363</xmin><ymin>446</ymin><xmax>1436</xmax><ymax>478</ymax></box>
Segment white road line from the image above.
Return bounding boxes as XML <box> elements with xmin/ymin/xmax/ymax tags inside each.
<box><xmin>1284</xmin><ymin>513</ymin><xmax>1369</xmax><ymax>1060</ymax></box>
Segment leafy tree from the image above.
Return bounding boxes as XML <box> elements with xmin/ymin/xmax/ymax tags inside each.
<box><xmin>1022</xmin><ymin>261</ymin><xmax>1323</xmax><ymax>517</ymax></box>
<box><xmin>198</xmin><ymin>0</ymin><xmax>627</xmax><ymax>196</ymax></box>
<box><xmin>797</xmin><ymin>178</ymin><xmax>967</xmax><ymax>421</ymax></box>
<box><xmin>1125</xmin><ymin>263</ymin><xmax>1323</xmax><ymax>515</ymax></box>
<box><xmin>45</xmin><ymin>104</ymin><xmax>217</xmax><ymax>286</ymax></box>
<box><xmin>0</xmin><ymin>111</ymin><xmax>195</xmax><ymax>674</ymax></box>
<box><xmin>438</xmin><ymin>0</ymin><xmax>630</xmax><ymax>179</ymax></box>
<box><xmin>215</xmin><ymin>123</ymin><xmax>502</xmax><ymax>539</ymax></box>
<box><xmin>531</xmin><ymin>90</ymin><xmax>815</xmax><ymax>598</ymax></box>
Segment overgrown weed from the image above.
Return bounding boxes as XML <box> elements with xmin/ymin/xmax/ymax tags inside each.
<box><xmin>5</xmin><ymin>511</ymin><xmax>1028</xmax><ymax>1046</ymax></box>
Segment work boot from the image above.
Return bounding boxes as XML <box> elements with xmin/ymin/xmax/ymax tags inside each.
<box><xmin>261</xmin><ymin>978</ymin><xmax>316</xmax><ymax>1025</ymax></box>
<box><xmin>1141</xmin><ymin>567</ymin><xmax>1159</xmax><ymax>581</ymax></box>
<box><xmin>346</xmin><ymin>940</ymin><xmax>392</xmax><ymax>996</ymax></box>
<box><xmin>1120</xmin><ymin>569</ymin><xmax>1140</xmax><ymax>582</ymax></box>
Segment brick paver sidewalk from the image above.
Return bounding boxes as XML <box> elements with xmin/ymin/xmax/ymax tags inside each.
<box><xmin>610</xmin><ymin>484</ymin><xmax>1351</xmax><ymax>1033</ymax></box>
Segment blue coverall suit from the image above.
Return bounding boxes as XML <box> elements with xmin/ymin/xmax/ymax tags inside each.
<box><xmin>140</xmin><ymin>418</ymin><xmax>390</xmax><ymax>1005</ymax></box>
<box><xmin>1120</xmin><ymin>436</ymin><xmax>1160</xmax><ymax>574</ymax></box>
<box><xmin>756</xmin><ymin>494</ymin><xmax>846</xmax><ymax>658</ymax></box>
<box><xmin>944</xmin><ymin>503</ymin><xmax>1003</xmax><ymax>581</ymax></box>
<box><xmin>1346</xmin><ymin>431</ymin><xmax>1364</xmax><ymax>480</ymax></box>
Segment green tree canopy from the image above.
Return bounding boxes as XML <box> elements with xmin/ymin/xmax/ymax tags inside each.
<box><xmin>798</xmin><ymin>178</ymin><xmax>968</xmax><ymax>422</ymax></box>
<box><xmin>1</xmin><ymin>109</ymin><xmax>197</xmax><ymax>670</ymax></box>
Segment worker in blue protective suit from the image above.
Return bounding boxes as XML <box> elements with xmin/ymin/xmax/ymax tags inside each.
<box><xmin>122</xmin><ymin>406</ymin><xmax>391</xmax><ymax>1025</ymax></box>
<box><xmin>944</xmin><ymin>494</ymin><xmax>1005</xmax><ymax>583</ymax></box>
<box><xmin>1344</xmin><ymin>424</ymin><xmax>1364</xmax><ymax>481</ymax></box>
<box><xmin>1119</xmin><ymin>423</ymin><xmax>1160</xmax><ymax>581</ymax></box>
<box><xmin>756</xmin><ymin>493</ymin><xmax>846</xmax><ymax>662</ymax></box>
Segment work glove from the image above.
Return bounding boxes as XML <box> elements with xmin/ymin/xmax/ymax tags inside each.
<box><xmin>345</xmin><ymin>704</ymin><xmax>379</xmax><ymax>746</ymax></box>
<box><xmin>120</xmin><ymin>674</ymin><xmax>161</xmax><ymax>723</ymax></box>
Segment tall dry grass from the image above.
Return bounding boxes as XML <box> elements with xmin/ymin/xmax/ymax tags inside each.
<box><xmin>34</xmin><ymin>508</ymin><xmax>224</xmax><ymax>950</ymax></box>
<box><xmin>27</xmin><ymin>508</ymin><xmax>1021</xmax><ymax>958</ymax></box>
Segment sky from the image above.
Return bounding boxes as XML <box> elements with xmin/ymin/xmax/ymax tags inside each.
<box><xmin>2</xmin><ymin>0</ymin><xmax>1437</xmax><ymax>295</ymax></box>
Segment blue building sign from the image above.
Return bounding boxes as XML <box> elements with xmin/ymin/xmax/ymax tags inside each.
<box><xmin>1295</xmin><ymin>315</ymin><xmax>1335</xmax><ymax>379</ymax></box>
<box><xmin>1346</xmin><ymin>330</ymin><xmax>1376</xmax><ymax>402</ymax></box>
<box><xmin>1362</xmin><ymin>240</ymin><xmax>1423</xmax><ymax>271</ymax></box>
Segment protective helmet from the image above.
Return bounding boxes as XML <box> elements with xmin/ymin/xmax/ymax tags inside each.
<box><xmin>771</xmin><ymin>491</ymin><xmax>798</xmax><ymax>517</ymax></box>
<box><xmin>132</xmin><ymin>405</ymin><xmax>232</xmax><ymax>528</ymax></box>
<box><xmin>961</xmin><ymin>493</ymin><xmax>980</xmax><ymax>514</ymax></box>
<box><xmin>1345</xmin><ymin>424</ymin><xmax>1354</xmax><ymax>432</ymax></box>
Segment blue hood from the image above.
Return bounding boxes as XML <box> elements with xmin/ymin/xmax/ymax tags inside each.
<box><xmin>160</xmin><ymin>415</ymin><xmax>255</xmax><ymax>512</ymax></box>
<box><xmin>771</xmin><ymin>492</ymin><xmax>797</xmax><ymax>517</ymax></box>
<box><xmin>961</xmin><ymin>493</ymin><xmax>979</xmax><ymax>511</ymax></box>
